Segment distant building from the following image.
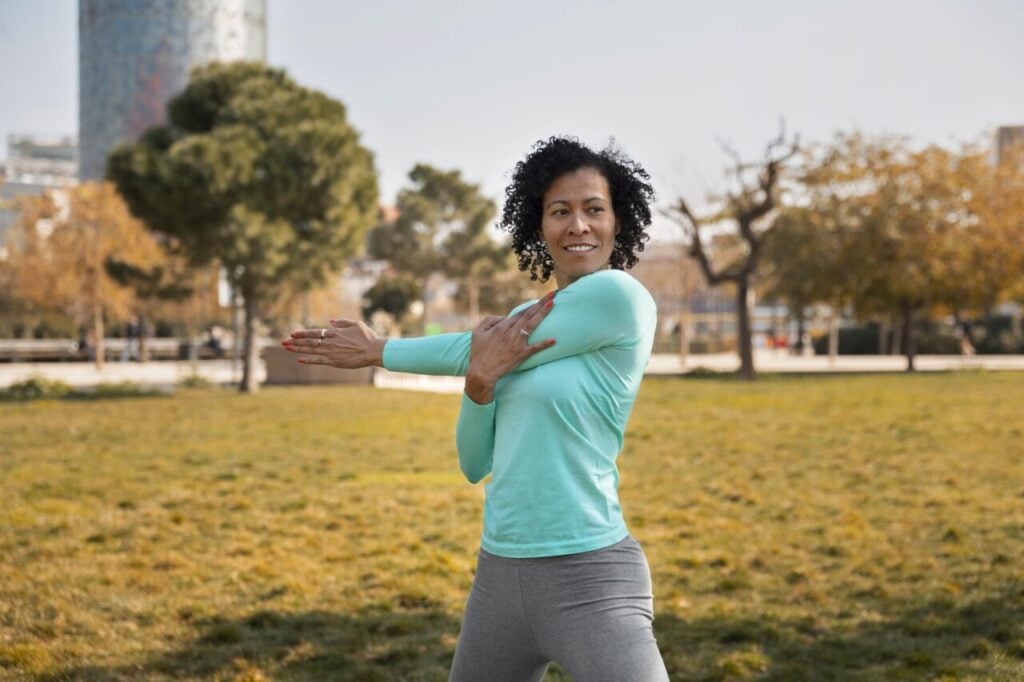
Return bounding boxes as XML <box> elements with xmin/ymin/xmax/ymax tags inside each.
<box><xmin>0</xmin><ymin>134</ymin><xmax>78</xmax><ymax>248</ymax></box>
<box><xmin>996</xmin><ymin>126</ymin><xmax>1024</xmax><ymax>163</ymax></box>
<box><xmin>78</xmin><ymin>0</ymin><xmax>267</xmax><ymax>180</ymax></box>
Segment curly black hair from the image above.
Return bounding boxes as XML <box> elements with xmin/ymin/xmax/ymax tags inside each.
<box><xmin>498</xmin><ymin>136</ymin><xmax>655</xmax><ymax>282</ymax></box>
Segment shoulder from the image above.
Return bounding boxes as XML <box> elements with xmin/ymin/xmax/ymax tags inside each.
<box><xmin>568</xmin><ymin>270</ymin><xmax>656</xmax><ymax>314</ymax></box>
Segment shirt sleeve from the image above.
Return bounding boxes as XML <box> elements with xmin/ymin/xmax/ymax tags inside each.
<box><xmin>380</xmin><ymin>270</ymin><xmax>655</xmax><ymax>377</ymax></box>
<box><xmin>455</xmin><ymin>392</ymin><xmax>496</xmax><ymax>484</ymax></box>
<box><xmin>382</xmin><ymin>332</ymin><xmax>472</xmax><ymax>376</ymax></box>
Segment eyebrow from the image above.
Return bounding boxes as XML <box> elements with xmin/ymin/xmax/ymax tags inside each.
<box><xmin>544</xmin><ymin>196</ymin><xmax>608</xmax><ymax>210</ymax></box>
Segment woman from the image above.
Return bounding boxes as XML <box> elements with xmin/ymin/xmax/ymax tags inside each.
<box><xmin>283</xmin><ymin>136</ymin><xmax>669</xmax><ymax>681</ymax></box>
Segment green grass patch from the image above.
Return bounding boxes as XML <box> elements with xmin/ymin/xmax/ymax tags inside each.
<box><xmin>1</xmin><ymin>377</ymin><xmax>165</xmax><ymax>402</ymax></box>
<box><xmin>1</xmin><ymin>373</ymin><xmax>1022</xmax><ymax>680</ymax></box>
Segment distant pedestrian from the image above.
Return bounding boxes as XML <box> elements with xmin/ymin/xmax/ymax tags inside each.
<box><xmin>959</xmin><ymin>333</ymin><xmax>976</xmax><ymax>357</ymax></box>
<box><xmin>120</xmin><ymin>316</ymin><xmax>141</xmax><ymax>362</ymax></box>
<box><xmin>205</xmin><ymin>326</ymin><xmax>225</xmax><ymax>359</ymax></box>
<box><xmin>76</xmin><ymin>327</ymin><xmax>96</xmax><ymax>361</ymax></box>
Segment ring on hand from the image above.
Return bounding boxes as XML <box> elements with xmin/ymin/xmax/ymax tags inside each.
<box><xmin>317</xmin><ymin>338</ymin><xmax>322</xmax><ymax>347</ymax></box>
<box><xmin>320</xmin><ymin>328</ymin><xmax>327</xmax><ymax>338</ymax></box>
<box><xmin>519</xmin><ymin>328</ymin><xmax>530</xmax><ymax>337</ymax></box>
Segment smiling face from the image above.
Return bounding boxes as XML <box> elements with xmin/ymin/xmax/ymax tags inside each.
<box><xmin>540</xmin><ymin>167</ymin><xmax>618</xmax><ymax>289</ymax></box>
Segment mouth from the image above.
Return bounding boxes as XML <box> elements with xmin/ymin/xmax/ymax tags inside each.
<box><xmin>563</xmin><ymin>244</ymin><xmax>598</xmax><ymax>253</ymax></box>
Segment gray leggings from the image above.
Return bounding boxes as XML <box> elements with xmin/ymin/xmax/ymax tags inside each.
<box><xmin>449</xmin><ymin>534</ymin><xmax>670</xmax><ymax>681</ymax></box>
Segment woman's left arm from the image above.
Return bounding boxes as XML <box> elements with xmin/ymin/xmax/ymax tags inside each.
<box><xmin>455</xmin><ymin>392</ymin><xmax>496</xmax><ymax>484</ymax></box>
<box><xmin>454</xmin><ymin>304</ymin><xmax>559</xmax><ymax>484</ymax></box>
<box><xmin>284</xmin><ymin>270</ymin><xmax>655</xmax><ymax>375</ymax></box>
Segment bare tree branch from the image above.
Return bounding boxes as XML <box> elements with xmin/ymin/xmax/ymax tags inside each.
<box><xmin>661</xmin><ymin>200</ymin><xmax>737</xmax><ymax>286</ymax></box>
<box><xmin>667</xmin><ymin>125</ymin><xmax>800</xmax><ymax>380</ymax></box>
<box><xmin>715</xmin><ymin>136</ymin><xmax>746</xmax><ymax>174</ymax></box>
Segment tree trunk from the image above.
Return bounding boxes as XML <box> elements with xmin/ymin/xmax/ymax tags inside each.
<box><xmin>736</xmin><ymin>281</ymin><xmax>755</xmax><ymax>380</ymax></box>
<box><xmin>138</xmin><ymin>316</ymin><xmax>149</xmax><ymax>363</ymax></box>
<box><xmin>420</xmin><ymin>276</ymin><xmax>431</xmax><ymax>335</ymax></box>
<box><xmin>678</xmin><ymin>309</ymin><xmax>690</xmax><ymax>366</ymax></box>
<box><xmin>877</xmin><ymin>318</ymin><xmax>889</xmax><ymax>355</ymax></box>
<box><xmin>230</xmin><ymin>289</ymin><xmax>242</xmax><ymax>381</ymax></box>
<box><xmin>790</xmin><ymin>305</ymin><xmax>806</xmax><ymax>352</ymax></box>
<box><xmin>902</xmin><ymin>303</ymin><xmax>916</xmax><ymax>372</ymax></box>
<box><xmin>93</xmin><ymin>303</ymin><xmax>105</xmax><ymax>371</ymax></box>
<box><xmin>888</xmin><ymin>311</ymin><xmax>905</xmax><ymax>356</ymax></box>
<box><xmin>240</xmin><ymin>292</ymin><xmax>260</xmax><ymax>393</ymax></box>
<box><xmin>827</xmin><ymin>306</ymin><xmax>839</xmax><ymax>364</ymax></box>
<box><xmin>468</xmin><ymin>278</ymin><xmax>480</xmax><ymax>327</ymax></box>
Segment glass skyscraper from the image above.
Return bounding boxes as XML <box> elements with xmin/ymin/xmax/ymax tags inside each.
<box><xmin>78</xmin><ymin>0</ymin><xmax>266</xmax><ymax>180</ymax></box>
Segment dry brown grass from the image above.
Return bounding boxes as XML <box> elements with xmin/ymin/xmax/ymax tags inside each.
<box><xmin>1</xmin><ymin>372</ymin><xmax>1022</xmax><ymax>680</ymax></box>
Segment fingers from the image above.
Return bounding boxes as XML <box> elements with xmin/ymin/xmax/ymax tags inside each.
<box><xmin>526</xmin><ymin>338</ymin><xmax>557</xmax><ymax>354</ymax></box>
<box><xmin>283</xmin><ymin>341</ymin><xmax>328</xmax><ymax>353</ymax></box>
<box><xmin>297</xmin><ymin>355</ymin><xmax>331</xmax><ymax>365</ymax></box>
<box><xmin>513</xmin><ymin>290</ymin><xmax>556</xmax><ymax>337</ymax></box>
<box><xmin>289</xmin><ymin>327</ymin><xmax>335</xmax><ymax>339</ymax></box>
<box><xmin>285</xmin><ymin>337</ymin><xmax>330</xmax><ymax>349</ymax></box>
<box><xmin>515</xmin><ymin>290</ymin><xmax>555</xmax><ymax>316</ymax></box>
<box><xmin>477</xmin><ymin>316</ymin><xmax>504</xmax><ymax>333</ymax></box>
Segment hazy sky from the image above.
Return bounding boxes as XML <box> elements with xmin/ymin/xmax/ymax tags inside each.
<box><xmin>1</xmin><ymin>0</ymin><xmax>1022</xmax><ymax>238</ymax></box>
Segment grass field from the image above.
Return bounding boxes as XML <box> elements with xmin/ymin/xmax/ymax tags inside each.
<box><xmin>1</xmin><ymin>372</ymin><xmax>1023</xmax><ymax>681</ymax></box>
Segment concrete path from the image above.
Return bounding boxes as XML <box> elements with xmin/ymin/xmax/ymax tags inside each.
<box><xmin>2</xmin><ymin>352</ymin><xmax>1020</xmax><ymax>393</ymax></box>
<box><xmin>646</xmin><ymin>351</ymin><xmax>1024</xmax><ymax>374</ymax></box>
<box><xmin>0</xmin><ymin>359</ymin><xmax>262</xmax><ymax>391</ymax></box>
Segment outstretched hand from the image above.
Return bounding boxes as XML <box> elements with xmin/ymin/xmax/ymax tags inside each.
<box><xmin>465</xmin><ymin>290</ymin><xmax>557</xmax><ymax>404</ymax></box>
<box><xmin>281</xmin><ymin>318</ymin><xmax>386</xmax><ymax>369</ymax></box>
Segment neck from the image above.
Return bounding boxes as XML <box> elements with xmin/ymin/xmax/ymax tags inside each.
<box><xmin>554</xmin><ymin>264</ymin><xmax>610</xmax><ymax>290</ymax></box>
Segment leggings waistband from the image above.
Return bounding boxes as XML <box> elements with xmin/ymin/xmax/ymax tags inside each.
<box><xmin>478</xmin><ymin>533</ymin><xmax>639</xmax><ymax>566</ymax></box>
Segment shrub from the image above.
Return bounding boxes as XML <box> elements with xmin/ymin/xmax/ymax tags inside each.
<box><xmin>91</xmin><ymin>381</ymin><xmax>161</xmax><ymax>398</ymax></box>
<box><xmin>813</xmin><ymin>320</ymin><xmax>961</xmax><ymax>355</ymax></box>
<box><xmin>2</xmin><ymin>377</ymin><xmax>71</xmax><ymax>401</ymax></box>
<box><xmin>179</xmin><ymin>373</ymin><xmax>213</xmax><ymax>389</ymax></box>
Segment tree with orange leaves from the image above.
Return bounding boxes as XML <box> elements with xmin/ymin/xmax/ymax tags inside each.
<box><xmin>6</xmin><ymin>182</ymin><xmax>165</xmax><ymax>369</ymax></box>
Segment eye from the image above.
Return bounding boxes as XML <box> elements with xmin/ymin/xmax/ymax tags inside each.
<box><xmin>551</xmin><ymin>208</ymin><xmax>569</xmax><ymax>217</ymax></box>
<box><xmin>588</xmin><ymin>206</ymin><xmax>605</xmax><ymax>214</ymax></box>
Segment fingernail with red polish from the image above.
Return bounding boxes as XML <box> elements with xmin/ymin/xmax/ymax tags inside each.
<box><xmin>544</xmin><ymin>301</ymin><xmax>553</xmax><ymax>310</ymax></box>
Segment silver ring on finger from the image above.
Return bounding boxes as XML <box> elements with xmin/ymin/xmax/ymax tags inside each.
<box><xmin>519</xmin><ymin>328</ymin><xmax>530</xmax><ymax>337</ymax></box>
<box><xmin>320</xmin><ymin>328</ymin><xmax>327</xmax><ymax>339</ymax></box>
<box><xmin>317</xmin><ymin>338</ymin><xmax>323</xmax><ymax>347</ymax></box>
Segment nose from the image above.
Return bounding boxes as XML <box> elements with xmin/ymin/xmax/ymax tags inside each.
<box><xmin>568</xmin><ymin>210</ymin><xmax>591</xmax><ymax>235</ymax></box>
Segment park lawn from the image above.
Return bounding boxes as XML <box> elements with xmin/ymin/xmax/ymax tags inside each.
<box><xmin>0</xmin><ymin>372</ymin><xmax>1022</xmax><ymax>681</ymax></box>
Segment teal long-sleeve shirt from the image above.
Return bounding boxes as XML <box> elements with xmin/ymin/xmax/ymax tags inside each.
<box><xmin>382</xmin><ymin>269</ymin><xmax>657</xmax><ymax>558</ymax></box>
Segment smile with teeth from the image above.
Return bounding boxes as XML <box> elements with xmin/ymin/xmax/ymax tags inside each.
<box><xmin>564</xmin><ymin>244</ymin><xmax>597</xmax><ymax>252</ymax></box>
